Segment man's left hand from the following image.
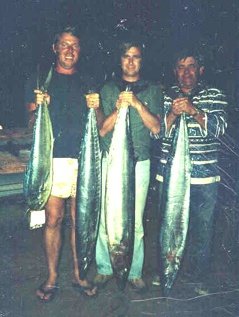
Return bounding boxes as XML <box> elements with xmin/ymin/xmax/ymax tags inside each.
<box><xmin>118</xmin><ymin>91</ymin><xmax>142</xmax><ymax>110</ymax></box>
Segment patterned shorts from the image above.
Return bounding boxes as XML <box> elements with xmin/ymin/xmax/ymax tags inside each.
<box><xmin>51</xmin><ymin>158</ymin><xmax>78</xmax><ymax>198</ymax></box>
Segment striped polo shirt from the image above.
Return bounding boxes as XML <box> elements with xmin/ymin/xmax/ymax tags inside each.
<box><xmin>156</xmin><ymin>84</ymin><xmax>228</xmax><ymax>185</ymax></box>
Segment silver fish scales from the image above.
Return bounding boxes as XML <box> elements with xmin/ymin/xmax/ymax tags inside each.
<box><xmin>105</xmin><ymin>107</ymin><xmax>135</xmax><ymax>290</ymax></box>
<box><xmin>159</xmin><ymin>114</ymin><xmax>191</xmax><ymax>295</ymax></box>
<box><xmin>24</xmin><ymin>99</ymin><xmax>53</xmax><ymax>210</ymax></box>
<box><xmin>76</xmin><ymin>108</ymin><xmax>102</xmax><ymax>279</ymax></box>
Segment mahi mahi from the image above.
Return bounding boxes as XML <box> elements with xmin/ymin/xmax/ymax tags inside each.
<box><xmin>24</xmin><ymin>99</ymin><xmax>53</xmax><ymax>210</ymax></box>
<box><xmin>159</xmin><ymin>114</ymin><xmax>191</xmax><ymax>295</ymax></box>
<box><xmin>24</xmin><ymin>67</ymin><xmax>53</xmax><ymax>210</ymax></box>
<box><xmin>105</xmin><ymin>107</ymin><xmax>135</xmax><ymax>290</ymax></box>
<box><xmin>75</xmin><ymin>108</ymin><xmax>102</xmax><ymax>279</ymax></box>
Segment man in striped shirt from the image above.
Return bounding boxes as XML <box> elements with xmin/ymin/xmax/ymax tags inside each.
<box><xmin>156</xmin><ymin>49</ymin><xmax>227</xmax><ymax>286</ymax></box>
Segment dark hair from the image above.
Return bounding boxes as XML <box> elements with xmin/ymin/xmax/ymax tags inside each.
<box><xmin>173</xmin><ymin>48</ymin><xmax>205</xmax><ymax>68</ymax></box>
<box><xmin>118</xmin><ymin>40</ymin><xmax>144</xmax><ymax>59</ymax></box>
<box><xmin>53</xmin><ymin>25</ymin><xmax>81</xmax><ymax>45</ymax></box>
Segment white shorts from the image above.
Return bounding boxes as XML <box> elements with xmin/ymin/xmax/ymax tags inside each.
<box><xmin>51</xmin><ymin>158</ymin><xmax>78</xmax><ymax>198</ymax></box>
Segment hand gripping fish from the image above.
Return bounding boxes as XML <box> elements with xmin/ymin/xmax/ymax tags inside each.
<box><xmin>105</xmin><ymin>106</ymin><xmax>135</xmax><ymax>290</ymax></box>
<box><xmin>159</xmin><ymin>113</ymin><xmax>191</xmax><ymax>295</ymax></box>
<box><xmin>76</xmin><ymin>108</ymin><xmax>102</xmax><ymax>279</ymax></box>
<box><xmin>24</xmin><ymin>66</ymin><xmax>53</xmax><ymax>210</ymax></box>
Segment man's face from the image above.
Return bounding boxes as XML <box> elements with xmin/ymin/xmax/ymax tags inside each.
<box><xmin>121</xmin><ymin>46</ymin><xmax>142</xmax><ymax>82</ymax></box>
<box><xmin>174</xmin><ymin>57</ymin><xmax>204</xmax><ymax>92</ymax></box>
<box><xmin>53</xmin><ymin>32</ymin><xmax>80</xmax><ymax>71</ymax></box>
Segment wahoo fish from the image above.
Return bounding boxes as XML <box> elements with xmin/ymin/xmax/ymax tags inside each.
<box><xmin>159</xmin><ymin>114</ymin><xmax>191</xmax><ymax>295</ymax></box>
<box><xmin>105</xmin><ymin>107</ymin><xmax>135</xmax><ymax>290</ymax></box>
<box><xmin>76</xmin><ymin>108</ymin><xmax>102</xmax><ymax>279</ymax></box>
<box><xmin>24</xmin><ymin>99</ymin><xmax>53</xmax><ymax>210</ymax></box>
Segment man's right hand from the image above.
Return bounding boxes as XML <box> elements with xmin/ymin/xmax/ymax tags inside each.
<box><xmin>85</xmin><ymin>93</ymin><xmax>100</xmax><ymax>109</ymax></box>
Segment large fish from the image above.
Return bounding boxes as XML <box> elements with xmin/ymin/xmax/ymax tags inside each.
<box><xmin>23</xmin><ymin>99</ymin><xmax>53</xmax><ymax>210</ymax></box>
<box><xmin>75</xmin><ymin>108</ymin><xmax>102</xmax><ymax>279</ymax></box>
<box><xmin>24</xmin><ymin>67</ymin><xmax>53</xmax><ymax>210</ymax></box>
<box><xmin>159</xmin><ymin>114</ymin><xmax>191</xmax><ymax>295</ymax></box>
<box><xmin>105</xmin><ymin>106</ymin><xmax>135</xmax><ymax>290</ymax></box>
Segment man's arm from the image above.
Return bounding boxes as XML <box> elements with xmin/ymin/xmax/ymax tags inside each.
<box><xmin>94</xmin><ymin>108</ymin><xmax>105</xmax><ymax>128</ymax></box>
<box><xmin>25</xmin><ymin>76</ymin><xmax>37</xmax><ymax>128</ymax></box>
<box><xmin>26</xmin><ymin>102</ymin><xmax>37</xmax><ymax>128</ymax></box>
<box><xmin>99</xmin><ymin>108</ymin><xmax>119</xmax><ymax>137</ymax></box>
<box><xmin>26</xmin><ymin>90</ymin><xmax>50</xmax><ymax>128</ymax></box>
<box><xmin>202</xmin><ymin>88</ymin><xmax>228</xmax><ymax>137</ymax></box>
<box><xmin>134</xmin><ymin>101</ymin><xmax>161</xmax><ymax>134</ymax></box>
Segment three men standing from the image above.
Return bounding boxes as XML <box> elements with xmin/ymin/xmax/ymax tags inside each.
<box><xmin>26</xmin><ymin>26</ymin><xmax>227</xmax><ymax>298</ymax></box>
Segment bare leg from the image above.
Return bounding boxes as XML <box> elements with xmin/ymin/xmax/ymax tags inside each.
<box><xmin>44</xmin><ymin>196</ymin><xmax>65</xmax><ymax>285</ymax></box>
<box><xmin>70</xmin><ymin>197</ymin><xmax>80</xmax><ymax>282</ymax></box>
<box><xmin>70</xmin><ymin>197</ymin><xmax>97</xmax><ymax>295</ymax></box>
<box><xmin>36</xmin><ymin>195</ymin><xmax>65</xmax><ymax>300</ymax></box>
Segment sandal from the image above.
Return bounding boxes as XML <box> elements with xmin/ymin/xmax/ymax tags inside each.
<box><xmin>72</xmin><ymin>282</ymin><xmax>97</xmax><ymax>298</ymax></box>
<box><xmin>36</xmin><ymin>282</ymin><xmax>58</xmax><ymax>303</ymax></box>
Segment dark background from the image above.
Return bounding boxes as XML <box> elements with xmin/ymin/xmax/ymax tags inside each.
<box><xmin>0</xmin><ymin>0</ymin><xmax>239</xmax><ymax>128</ymax></box>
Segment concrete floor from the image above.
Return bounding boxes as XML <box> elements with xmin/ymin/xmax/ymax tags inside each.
<box><xmin>0</xmin><ymin>188</ymin><xmax>239</xmax><ymax>317</ymax></box>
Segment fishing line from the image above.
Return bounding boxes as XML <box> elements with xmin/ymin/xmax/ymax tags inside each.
<box><xmin>131</xmin><ymin>288</ymin><xmax>239</xmax><ymax>303</ymax></box>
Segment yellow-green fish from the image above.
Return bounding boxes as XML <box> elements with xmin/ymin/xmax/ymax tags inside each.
<box><xmin>24</xmin><ymin>99</ymin><xmax>53</xmax><ymax>210</ymax></box>
<box><xmin>24</xmin><ymin>66</ymin><xmax>53</xmax><ymax>210</ymax></box>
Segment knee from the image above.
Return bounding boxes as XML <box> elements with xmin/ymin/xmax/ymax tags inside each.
<box><xmin>45</xmin><ymin>213</ymin><xmax>64</xmax><ymax>229</ymax></box>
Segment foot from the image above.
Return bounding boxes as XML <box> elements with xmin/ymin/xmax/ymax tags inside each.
<box><xmin>72</xmin><ymin>281</ymin><xmax>97</xmax><ymax>297</ymax></box>
<box><xmin>36</xmin><ymin>282</ymin><xmax>58</xmax><ymax>302</ymax></box>
<box><xmin>129</xmin><ymin>278</ymin><xmax>147</xmax><ymax>293</ymax></box>
<box><xmin>93</xmin><ymin>274</ymin><xmax>113</xmax><ymax>288</ymax></box>
<box><xmin>151</xmin><ymin>274</ymin><xmax>161</xmax><ymax>286</ymax></box>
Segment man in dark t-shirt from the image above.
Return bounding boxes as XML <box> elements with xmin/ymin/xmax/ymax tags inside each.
<box><xmin>26</xmin><ymin>70</ymin><xmax>87</xmax><ymax>157</ymax></box>
<box><xmin>25</xmin><ymin>26</ymin><xmax>101</xmax><ymax>301</ymax></box>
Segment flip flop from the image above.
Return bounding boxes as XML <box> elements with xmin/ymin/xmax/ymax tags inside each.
<box><xmin>72</xmin><ymin>282</ymin><xmax>97</xmax><ymax>298</ymax></box>
<box><xmin>36</xmin><ymin>283</ymin><xmax>58</xmax><ymax>303</ymax></box>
